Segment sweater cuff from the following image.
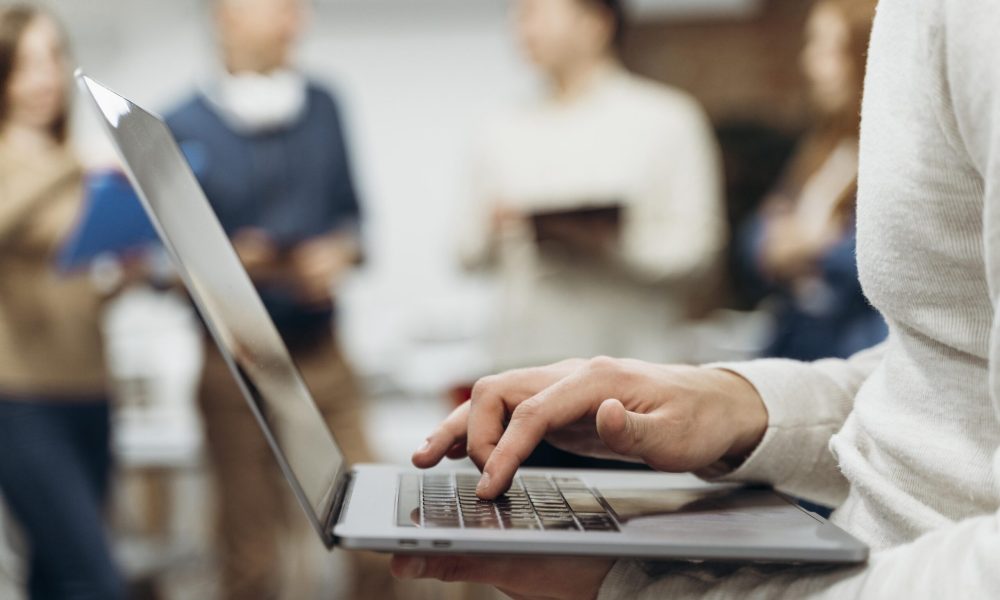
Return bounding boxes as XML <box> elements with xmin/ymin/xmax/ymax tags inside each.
<box><xmin>699</xmin><ymin>359</ymin><xmax>841</xmax><ymax>486</ymax></box>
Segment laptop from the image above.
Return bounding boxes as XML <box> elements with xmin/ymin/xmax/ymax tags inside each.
<box><xmin>78</xmin><ymin>72</ymin><xmax>868</xmax><ymax>564</ymax></box>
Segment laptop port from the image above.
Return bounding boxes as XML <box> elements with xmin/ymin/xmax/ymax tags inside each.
<box><xmin>431</xmin><ymin>540</ymin><xmax>451</xmax><ymax>549</ymax></box>
<box><xmin>398</xmin><ymin>539</ymin><xmax>418</xmax><ymax>548</ymax></box>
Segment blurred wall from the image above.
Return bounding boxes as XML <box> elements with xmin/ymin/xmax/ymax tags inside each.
<box><xmin>626</xmin><ymin>0</ymin><xmax>810</xmax><ymax>130</ymax></box>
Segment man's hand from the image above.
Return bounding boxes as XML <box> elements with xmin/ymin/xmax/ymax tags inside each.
<box><xmin>232</xmin><ymin>228</ymin><xmax>282</xmax><ymax>281</ymax></box>
<box><xmin>288</xmin><ymin>233</ymin><xmax>359</xmax><ymax>306</ymax></box>
<box><xmin>414</xmin><ymin>358</ymin><xmax>768</xmax><ymax>499</ymax></box>
<box><xmin>390</xmin><ymin>554</ymin><xmax>613</xmax><ymax>600</ymax></box>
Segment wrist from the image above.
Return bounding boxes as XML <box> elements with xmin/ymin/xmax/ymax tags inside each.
<box><xmin>712</xmin><ymin>368</ymin><xmax>768</xmax><ymax>462</ymax></box>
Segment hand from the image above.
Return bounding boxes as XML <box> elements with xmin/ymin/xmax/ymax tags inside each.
<box><xmin>390</xmin><ymin>554</ymin><xmax>613</xmax><ymax>600</ymax></box>
<box><xmin>491</xmin><ymin>203</ymin><xmax>524</xmax><ymax>232</ymax></box>
<box><xmin>413</xmin><ymin>358</ymin><xmax>768</xmax><ymax>499</ymax></box>
<box><xmin>288</xmin><ymin>233</ymin><xmax>359</xmax><ymax>306</ymax></box>
<box><xmin>232</xmin><ymin>228</ymin><xmax>280</xmax><ymax>280</ymax></box>
<box><xmin>761</xmin><ymin>214</ymin><xmax>839</xmax><ymax>280</ymax></box>
<box><xmin>533</xmin><ymin>216</ymin><xmax>618</xmax><ymax>258</ymax></box>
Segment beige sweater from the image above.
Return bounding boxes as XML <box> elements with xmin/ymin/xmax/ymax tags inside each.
<box><xmin>599</xmin><ymin>0</ymin><xmax>1000</xmax><ymax>597</ymax></box>
<box><xmin>460</xmin><ymin>65</ymin><xmax>724</xmax><ymax>368</ymax></box>
<box><xmin>0</xmin><ymin>143</ymin><xmax>105</xmax><ymax>397</ymax></box>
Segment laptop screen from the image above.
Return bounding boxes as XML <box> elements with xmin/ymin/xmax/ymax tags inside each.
<box><xmin>79</xmin><ymin>74</ymin><xmax>346</xmax><ymax>541</ymax></box>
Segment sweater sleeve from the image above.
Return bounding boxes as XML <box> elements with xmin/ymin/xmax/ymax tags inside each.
<box><xmin>704</xmin><ymin>341</ymin><xmax>885</xmax><ymax>507</ymax></box>
<box><xmin>616</xmin><ymin>98</ymin><xmax>725</xmax><ymax>283</ymax></box>
<box><xmin>0</xmin><ymin>159</ymin><xmax>81</xmax><ymax>255</ymax></box>
<box><xmin>456</xmin><ymin>130</ymin><xmax>505</xmax><ymax>271</ymax></box>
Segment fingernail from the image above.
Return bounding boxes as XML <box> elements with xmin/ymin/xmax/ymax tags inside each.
<box><xmin>396</xmin><ymin>556</ymin><xmax>426</xmax><ymax>579</ymax></box>
<box><xmin>476</xmin><ymin>472</ymin><xmax>491</xmax><ymax>494</ymax></box>
<box><xmin>417</xmin><ymin>439</ymin><xmax>431</xmax><ymax>453</ymax></box>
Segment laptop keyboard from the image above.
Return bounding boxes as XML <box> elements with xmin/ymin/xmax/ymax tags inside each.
<box><xmin>404</xmin><ymin>473</ymin><xmax>618</xmax><ymax>532</ymax></box>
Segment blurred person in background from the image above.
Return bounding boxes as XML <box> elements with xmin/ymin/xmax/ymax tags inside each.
<box><xmin>166</xmin><ymin>0</ymin><xmax>392</xmax><ymax>597</ymax></box>
<box><xmin>735</xmin><ymin>0</ymin><xmax>886</xmax><ymax>362</ymax></box>
<box><xmin>458</xmin><ymin>0</ymin><xmax>724</xmax><ymax>469</ymax></box>
<box><xmin>0</xmin><ymin>5</ymin><xmax>124</xmax><ymax>599</ymax></box>
<box><xmin>460</xmin><ymin>0</ymin><xmax>725</xmax><ymax>371</ymax></box>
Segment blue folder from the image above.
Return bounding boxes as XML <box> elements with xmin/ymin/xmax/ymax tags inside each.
<box><xmin>56</xmin><ymin>170</ymin><xmax>159</xmax><ymax>272</ymax></box>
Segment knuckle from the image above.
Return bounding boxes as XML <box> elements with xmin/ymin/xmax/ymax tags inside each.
<box><xmin>586</xmin><ymin>355</ymin><xmax>636</xmax><ymax>386</ymax></box>
<box><xmin>470</xmin><ymin>375</ymin><xmax>500</xmax><ymax>403</ymax></box>
<box><xmin>510</xmin><ymin>399</ymin><xmax>542</xmax><ymax>423</ymax></box>
<box><xmin>586</xmin><ymin>355</ymin><xmax>621</xmax><ymax>376</ymax></box>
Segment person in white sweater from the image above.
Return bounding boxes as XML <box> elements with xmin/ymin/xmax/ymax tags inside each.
<box><xmin>459</xmin><ymin>0</ymin><xmax>724</xmax><ymax>369</ymax></box>
<box><xmin>390</xmin><ymin>0</ymin><xmax>1000</xmax><ymax>597</ymax></box>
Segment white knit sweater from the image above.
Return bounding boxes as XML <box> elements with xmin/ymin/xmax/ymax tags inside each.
<box><xmin>598</xmin><ymin>0</ymin><xmax>1000</xmax><ymax>597</ymax></box>
<box><xmin>458</xmin><ymin>65</ymin><xmax>724</xmax><ymax>368</ymax></box>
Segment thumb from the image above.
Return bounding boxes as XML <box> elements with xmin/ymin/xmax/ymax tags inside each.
<box><xmin>595</xmin><ymin>398</ymin><xmax>655</xmax><ymax>460</ymax></box>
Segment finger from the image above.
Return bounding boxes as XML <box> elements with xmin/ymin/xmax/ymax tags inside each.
<box><xmin>595</xmin><ymin>398</ymin><xmax>656</xmax><ymax>460</ymax></box>
<box><xmin>412</xmin><ymin>402</ymin><xmax>470</xmax><ymax>468</ymax></box>
<box><xmin>466</xmin><ymin>361</ymin><xmax>589</xmax><ymax>483</ymax></box>
<box><xmin>478</xmin><ymin>363</ymin><xmax>618</xmax><ymax>499</ymax></box>
<box><xmin>465</xmin><ymin>375</ymin><xmax>510</xmax><ymax>471</ymax></box>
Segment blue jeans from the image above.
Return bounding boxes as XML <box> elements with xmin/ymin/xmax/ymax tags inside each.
<box><xmin>0</xmin><ymin>397</ymin><xmax>125</xmax><ymax>600</ymax></box>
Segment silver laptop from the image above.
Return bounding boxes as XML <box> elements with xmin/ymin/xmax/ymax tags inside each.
<box><xmin>79</xmin><ymin>72</ymin><xmax>868</xmax><ymax>564</ymax></box>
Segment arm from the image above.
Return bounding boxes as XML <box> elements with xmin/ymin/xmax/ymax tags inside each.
<box><xmin>0</xmin><ymin>159</ymin><xmax>80</xmax><ymax>254</ymax></box>
<box><xmin>615</xmin><ymin>99</ymin><xmax>725</xmax><ymax>283</ymax></box>
<box><xmin>455</xmin><ymin>132</ymin><xmax>510</xmax><ymax>271</ymax></box>
<box><xmin>705</xmin><ymin>341</ymin><xmax>885</xmax><ymax>506</ymax></box>
<box><xmin>286</xmin><ymin>91</ymin><xmax>364</xmax><ymax>305</ymax></box>
<box><xmin>322</xmin><ymin>90</ymin><xmax>363</xmax><ymax>251</ymax></box>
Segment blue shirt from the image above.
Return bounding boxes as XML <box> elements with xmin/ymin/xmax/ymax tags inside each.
<box><xmin>166</xmin><ymin>83</ymin><xmax>361</xmax><ymax>334</ymax></box>
<box><xmin>737</xmin><ymin>213</ymin><xmax>888</xmax><ymax>361</ymax></box>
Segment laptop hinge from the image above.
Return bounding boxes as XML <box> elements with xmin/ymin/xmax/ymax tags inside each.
<box><xmin>325</xmin><ymin>470</ymin><xmax>354</xmax><ymax>546</ymax></box>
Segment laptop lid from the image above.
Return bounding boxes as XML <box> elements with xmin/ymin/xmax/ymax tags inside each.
<box><xmin>78</xmin><ymin>72</ymin><xmax>347</xmax><ymax>547</ymax></box>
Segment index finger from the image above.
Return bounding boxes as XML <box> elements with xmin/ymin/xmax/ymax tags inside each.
<box><xmin>465</xmin><ymin>360</ymin><xmax>589</xmax><ymax>475</ymax></box>
<box><xmin>476</xmin><ymin>362</ymin><xmax>617</xmax><ymax>499</ymax></box>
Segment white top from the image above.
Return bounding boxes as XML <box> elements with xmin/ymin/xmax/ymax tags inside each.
<box><xmin>599</xmin><ymin>0</ymin><xmax>1000</xmax><ymax>597</ymax></box>
<box><xmin>459</xmin><ymin>65</ymin><xmax>724</xmax><ymax>367</ymax></box>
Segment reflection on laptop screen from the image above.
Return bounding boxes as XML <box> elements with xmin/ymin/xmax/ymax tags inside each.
<box><xmin>80</xmin><ymin>75</ymin><xmax>346</xmax><ymax>533</ymax></box>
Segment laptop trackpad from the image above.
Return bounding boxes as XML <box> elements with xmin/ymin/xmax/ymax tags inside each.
<box><xmin>597</xmin><ymin>486</ymin><xmax>818</xmax><ymax>539</ymax></box>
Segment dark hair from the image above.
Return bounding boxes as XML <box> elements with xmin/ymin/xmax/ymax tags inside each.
<box><xmin>581</xmin><ymin>0</ymin><xmax>626</xmax><ymax>54</ymax></box>
<box><xmin>0</xmin><ymin>4</ymin><xmax>68</xmax><ymax>142</ymax></box>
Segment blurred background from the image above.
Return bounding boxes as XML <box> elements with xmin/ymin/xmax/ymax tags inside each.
<box><xmin>0</xmin><ymin>0</ymin><xmax>883</xmax><ymax>598</ymax></box>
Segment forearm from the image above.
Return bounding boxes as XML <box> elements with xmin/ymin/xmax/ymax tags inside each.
<box><xmin>616</xmin><ymin>108</ymin><xmax>724</xmax><ymax>283</ymax></box>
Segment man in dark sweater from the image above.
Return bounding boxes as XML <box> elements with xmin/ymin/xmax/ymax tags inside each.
<box><xmin>166</xmin><ymin>0</ymin><xmax>392</xmax><ymax>597</ymax></box>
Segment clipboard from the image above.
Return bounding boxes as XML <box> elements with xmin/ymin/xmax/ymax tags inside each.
<box><xmin>56</xmin><ymin>170</ymin><xmax>159</xmax><ymax>272</ymax></box>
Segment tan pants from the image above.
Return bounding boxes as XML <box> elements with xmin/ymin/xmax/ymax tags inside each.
<box><xmin>199</xmin><ymin>330</ymin><xmax>396</xmax><ymax>600</ymax></box>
